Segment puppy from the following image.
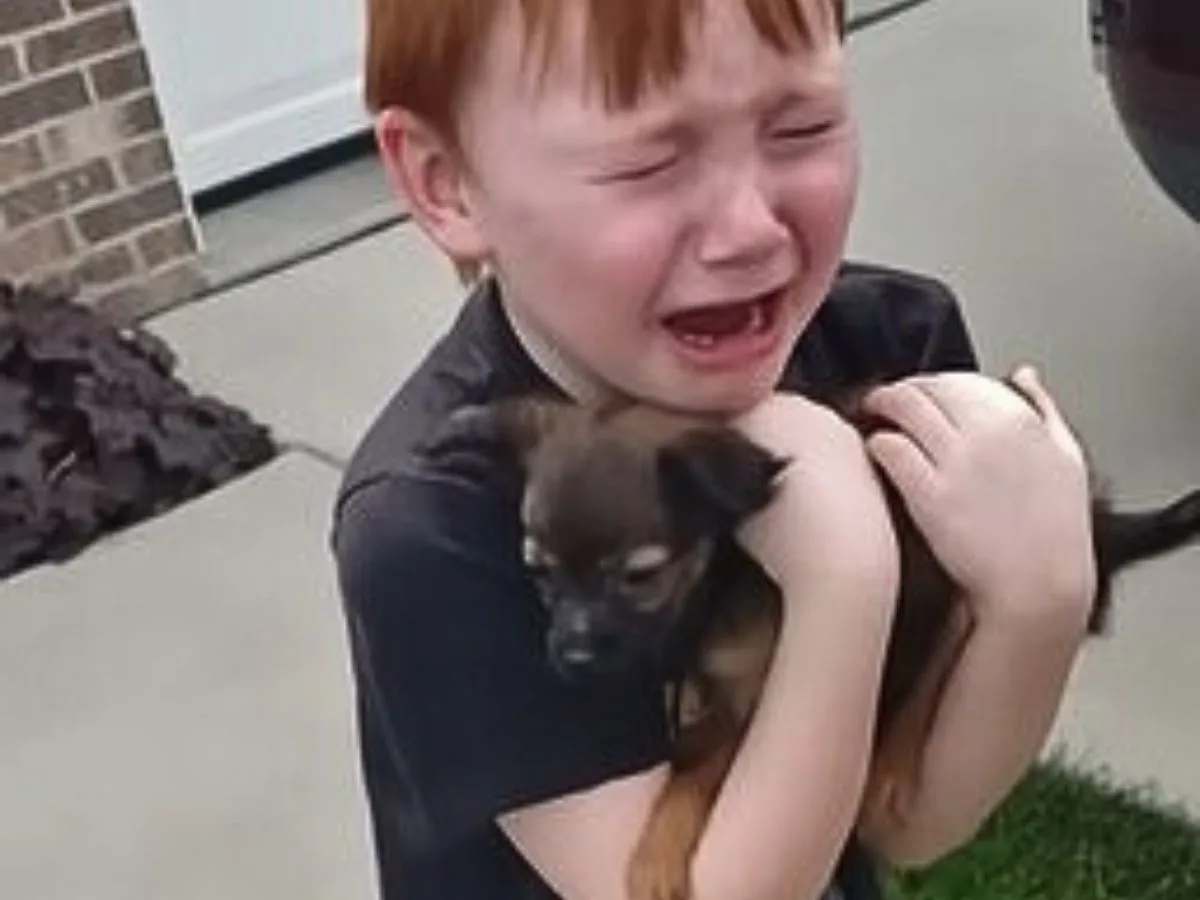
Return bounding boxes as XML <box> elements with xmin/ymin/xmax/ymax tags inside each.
<box><xmin>424</xmin><ymin>376</ymin><xmax>1200</xmax><ymax>900</ymax></box>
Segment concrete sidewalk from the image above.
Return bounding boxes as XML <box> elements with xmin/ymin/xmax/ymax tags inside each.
<box><xmin>2</xmin><ymin>1</ymin><xmax>1198</xmax><ymax>898</ymax></box>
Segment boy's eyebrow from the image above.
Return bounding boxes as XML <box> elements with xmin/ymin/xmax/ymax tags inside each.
<box><xmin>614</xmin><ymin>86</ymin><xmax>838</xmax><ymax>144</ymax></box>
<box><xmin>761</xmin><ymin>71</ymin><xmax>849</xmax><ymax>110</ymax></box>
<box><xmin>550</xmin><ymin>80</ymin><xmax>844</xmax><ymax>157</ymax></box>
<box><xmin>546</xmin><ymin>110</ymin><xmax>695</xmax><ymax>157</ymax></box>
<box><xmin>607</xmin><ymin>117</ymin><xmax>697</xmax><ymax>148</ymax></box>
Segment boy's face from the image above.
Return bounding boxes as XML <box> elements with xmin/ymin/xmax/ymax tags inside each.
<box><xmin>412</xmin><ymin>0</ymin><xmax>857</xmax><ymax>414</ymax></box>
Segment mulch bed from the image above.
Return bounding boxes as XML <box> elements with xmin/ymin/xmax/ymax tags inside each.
<box><xmin>1</xmin><ymin>279</ymin><xmax>277</xmax><ymax>583</ymax></box>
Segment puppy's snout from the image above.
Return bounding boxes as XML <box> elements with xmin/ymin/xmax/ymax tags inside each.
<box><xmin>560</xmin><ymin>605</ymin><xmax>591</xmax><ymax>638</ymax></box>
<box><xmin>548</xmin><ymin>603</ymin><xmax>621</xmax><ymax>675</ymax></box>
<box><xmin>558</xmin><ymin>609</ymin><xmax>597</xmax><ymax>661</ymax></box>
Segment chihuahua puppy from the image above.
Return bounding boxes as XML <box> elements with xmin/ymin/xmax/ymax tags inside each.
<box><xmin>424</xmin><ymin>377</ymin><xmax>1200</xmax><ymax>900</ymax></box>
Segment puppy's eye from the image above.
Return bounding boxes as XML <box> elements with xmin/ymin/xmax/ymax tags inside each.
<box><xmin>521</xmin><ymin>536</ymin><xmax>557</xmax><ymax>591</ymax></box>
<box><xmin>523</xmin><ymin>536</ymin><xmax>557</xmax><ymax>568</ymax></box>
<box><xmin>621</xmin><ymin>544</ymin><xmax>672</xmax><ymax>584</ymax></box>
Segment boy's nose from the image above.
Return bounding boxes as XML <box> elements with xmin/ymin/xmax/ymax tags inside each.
<box><xmin>696</xmin><ymin>177</ymin><xmax>789</xmax><ymax>270</ymax></box>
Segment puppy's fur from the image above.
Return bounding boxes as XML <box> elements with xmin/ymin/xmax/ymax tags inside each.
<box><xmin>425</xmin><ymin>377</ymin><xmax>1200</xmax><ymax>900</ymax></box>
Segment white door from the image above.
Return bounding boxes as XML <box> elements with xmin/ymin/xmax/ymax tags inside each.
<box><xmin>129</xmin><ymin>0</ymin><xmax>369</xmax><ymax>196</ymax></box>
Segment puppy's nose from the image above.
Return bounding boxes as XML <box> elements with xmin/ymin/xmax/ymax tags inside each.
<box><xmin>561</xmin><ymin>605</ymin><xmax>591</xmax><ymax>637</ymax></box>
<box><xmin>549</xmin><ymin>606</ymin><xmax>621</xmax><ymax>675</ymax></box>
<box><xmin>557</xmin><ymin>608</ymin><xmax>598</xmax><ymax>665</ymax></box>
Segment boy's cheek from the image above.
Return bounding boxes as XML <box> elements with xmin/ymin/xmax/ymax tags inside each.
<box><xmin>513</xmin><ymin>196</ymin><xmax>684</xmax><ymax>291</ymax></box>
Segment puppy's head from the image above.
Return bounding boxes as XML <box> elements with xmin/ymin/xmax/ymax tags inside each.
<box><xmin>432</xmin><ymin>399</ymin><xmax>787</xmax><ymax>679</ymax></box>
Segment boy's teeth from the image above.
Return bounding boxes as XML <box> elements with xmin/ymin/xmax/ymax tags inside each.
<box><xmin>680</xmin><ymin>332</ymin><xmax>718</xmax><ymax>349</ymax></box>
<box><xmin>749</xmin><ymin>299</ymin><xmax>767</xmax><ymax>332</ymax></box>
<box><xmin>665</xmin><ymin>292</ymin><xmax>780</xmax><ymax>350</ymax></box>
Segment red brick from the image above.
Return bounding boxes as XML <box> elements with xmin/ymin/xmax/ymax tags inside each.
<box><xmin>0</xmin><ymin>158</ymin><xmax>116</xmax><ymax>229</ymax></box>
<box><xmin>0</xmin><ymin>0</ymin><xmax>65</xmax><ymax>40</ymax></box>
<box><xmin>0</xmin><ymin>44</ymin><xmax>20</xmax><ymax>87</ymax></box>
<box><xmin>41</xmin><ymin>106</ymin><xmax>121</xmax><ymax>166</ymax></box>
<box><xmin>26</xmin><ymin>7</ymin><xmax>137</xmax><ymax>75</ymax></box>
<box><xmin>0</xmin><ymin>134</ymin><xmax>44</xmax><ymax>182</ymax></box>
<box><xmin>89</xmin><ymin>47</ymin><xmax>148</xmax><ymax>100</ymax></box>
<box><xmin>114</xmin><ymin>93</ymin><xmax>161</xmax><ymax>140</ymax></box>
<box><xmin>74</xmin><ymin>179</ymin><xmax>183</xmax><ymax>244</ymax></box>
<box><xmin>68</xmin><ymin>0</ymin><xmax>124</xmax><ymax>11</ymax></box>
<box><xmin>75</xmin><ymin>242</ymin><xmax>135</xmax><ymax>285</ymax></box>
<box><xmin>137</xmin><ymin>217</ymin><xmax>197</xmax><ymax>269</ymax></box>
<box><xmin>96</xmin><ymin>262</ymin><xmax>207</xmax><ymax>321</ymax></box>
<box><xmin>0</xmin><ymin>218</ymin><xmax>74</xmax><ymax>276</ymax></box>
<box><xmin>0</xmin><ymin>71</ymin><xmax>88</xmax><ymax>138</ymax></box>
<box><xmin>119</xmin><ymin>136</ymin><xmax>170</xmax><ymax>185</ymax></box>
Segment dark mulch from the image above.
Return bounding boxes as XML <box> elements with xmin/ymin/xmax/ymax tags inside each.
<box><xmin>0</xmin><ymin>279</ymin><xmax>277</xmax><ymax>582</ymax></box>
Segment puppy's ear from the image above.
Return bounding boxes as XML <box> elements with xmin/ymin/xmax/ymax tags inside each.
<box><xmin>419</xmin><ymin>394</ymin><xmax>569</xmax><ymax>473</ymax></box>
<box><xmin>657</xmin><ymin>428</ymin><xmax>789</xmax><ymax>536</ymax></box>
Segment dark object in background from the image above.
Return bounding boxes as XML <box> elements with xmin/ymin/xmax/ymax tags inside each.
<box><xmin>0</xmin><ymin>279</ymin><xmax>277</xmax><ymax>582</ymax></box>
<box><xmin>1092</xmin><ymin>0</ymin><xmax>1200</xmax><ymax>222</ymax></box>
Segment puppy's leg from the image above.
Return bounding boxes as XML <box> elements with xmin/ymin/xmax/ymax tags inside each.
<box><xmin>628</xmin><ymin>732</ymin><xmax>739</xmax><ymax>900</ymax></box>
<box><xmin>859</xmin><ymin>603</ymin><xmax>974</xmax><ymax>839</ymax></box>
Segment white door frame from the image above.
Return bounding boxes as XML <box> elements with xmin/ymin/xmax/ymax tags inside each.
<box><xmin>128</xmin><ymin>0</ymin><xmax>369</xmax><ymax>197</ymax></box>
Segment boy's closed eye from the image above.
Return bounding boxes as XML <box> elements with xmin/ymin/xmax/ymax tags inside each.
<box><xmin>769</xmin><ymin>119</ymin><xmax>839</xmax><ymax>142</ymax></box>
<box><xmin>599</xmin><ymin>156</ymin><xmax>682</xmax><ymax>184</ymax></box>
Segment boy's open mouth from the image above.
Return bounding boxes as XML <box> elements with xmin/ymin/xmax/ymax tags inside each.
<box><xmin>661</xmin><ymin>289</ymin><xmax>786</xmax><ymax>351</ymax></box>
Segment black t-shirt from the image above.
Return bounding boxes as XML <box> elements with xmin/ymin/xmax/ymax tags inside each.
<box><xmin>331</xmin><ymin>262</ymin><xmax>980</xmax><ymax>900</ymax></box>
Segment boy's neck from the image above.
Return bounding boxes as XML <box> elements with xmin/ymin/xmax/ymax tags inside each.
<box><xmin>499</xmin><ymin>282</ymin><xmax>615</xmax><ymax>407</ymax></box>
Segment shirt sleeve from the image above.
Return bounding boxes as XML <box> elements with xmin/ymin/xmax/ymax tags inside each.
<box><xmin>332</xmin><ymin>467</ymin><xmax>671</xmax><ymax>858</ymax></box>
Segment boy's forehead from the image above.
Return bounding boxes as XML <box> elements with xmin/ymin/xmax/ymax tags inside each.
<box><xmin>473</xmin><ymin>0</ymin><xmax>842</xmax><ymax>115</ymax></box>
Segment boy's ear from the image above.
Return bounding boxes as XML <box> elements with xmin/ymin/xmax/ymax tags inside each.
<box><xmin>375</xmin><ymin>108</ymin><xmax>488</xmax><ymax>267</ymax></box>
<box><xmin>657</xmin><ymin>428</ymin><xmax>789</xmax><ymax>537</ymax></box>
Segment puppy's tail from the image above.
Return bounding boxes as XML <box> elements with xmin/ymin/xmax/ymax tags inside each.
<box><xmin>1099</xmin><ymin>488</ymin><xmax>1200</xmax><ymax>568</ymax></box>
<box><xmin>1091</xmin><ymin>488</ymin><xmax>1200</xmax><ymax>632</ymax></box>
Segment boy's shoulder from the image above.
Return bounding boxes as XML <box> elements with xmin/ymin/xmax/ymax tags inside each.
<box><xmin>786</xmin><ymin>260</ymin><xmax>979</xmax><ymax>392</ymax></box>
<box><xmin>334</xmin><ymin>277</ymin><xmax>550</xmax><ymax>516</ymax></box>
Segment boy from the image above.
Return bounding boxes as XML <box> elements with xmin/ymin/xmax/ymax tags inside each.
<box><xmin>331</xmin><ymin>1</ymin><xmax>1097</xmax><ymax>898</ymax></box>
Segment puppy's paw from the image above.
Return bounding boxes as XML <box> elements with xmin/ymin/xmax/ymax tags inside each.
<box><xmin>627</xmin><ymin>745</ymin><xmax>733</xmax><ymax>900</ymax></box>
<box><xmin>627</xmin><ymin>833</ymin><xmax>692</xmax><ymax>900</ymax></box>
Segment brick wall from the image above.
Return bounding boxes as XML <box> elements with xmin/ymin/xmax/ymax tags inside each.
<box><xmin>0</xmin><ymin>0</ymin><xmax>205</xmax><ymax>320</ymax></box>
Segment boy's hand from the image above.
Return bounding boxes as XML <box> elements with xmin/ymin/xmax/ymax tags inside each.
<box><xmin>733</xmin><ymin>393</ymin><xmax>900</xmax><ymax>602</ymax></box>
<box><xmin>861</xmin><ymin>367</ymin><xmax>1096</xmax><ymax>627</ymax></box>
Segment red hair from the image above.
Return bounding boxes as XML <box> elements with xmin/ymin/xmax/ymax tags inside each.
<box><xmin>366</xmin><ymin>0</ymin><xmax>845</xmax><ymax>146</ymax></box>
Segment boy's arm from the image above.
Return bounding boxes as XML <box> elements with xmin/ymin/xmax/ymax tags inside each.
<box><xmin>856</xmin><ymin>368</ymin><xmax>1094</xmax><ymax>868</ymax></box>
<box><xmin>503</xmin><ymin>396</ymin><xmax>901</xmax><ymax>900</ymax></box>
<box><xmin>858</xmin><ymin>594</ymin><xmax>1087</xmax><ymax>866</ymax></box>
<box><xmin>502</xmin><ymin>572</ymin><xmax>897</xmax><ymax>900</ymax></box>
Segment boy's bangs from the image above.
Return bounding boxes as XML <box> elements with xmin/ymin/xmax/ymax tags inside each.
<box><xmin>366</xmin><ymin>0</ymin><xmax>843</xmax><ymax>132</ymax></box>
<box><xmin>521</xmin><ymin>0</ymin><xmax>844</xmax><ymax>110</ymax></box>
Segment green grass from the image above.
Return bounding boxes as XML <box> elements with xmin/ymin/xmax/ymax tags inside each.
<box><xmin>886</xmin><ymin>748</ymin><xmax>1200</xmax><ymax>900</ymax></box>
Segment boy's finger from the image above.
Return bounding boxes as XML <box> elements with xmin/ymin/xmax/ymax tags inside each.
<box><xmin>912</xmin><ymin>371</ymin><xmax>1027</xmax><ymax>425</ymax></box>
<box><xmin>861</xmin><ymin>382</ymin><xmax>957</xmax><ymax>462</ymax></box>
<box><xmin>866</xmin><ymin>431</ymin><xmax>939</xmax><ymax>510</ymax></box>
<box><xmin>1006</xmin><ymin>365</ymin><xmax>1057</xmax><ymax>419</ymax></box>
<box><xmin>1007</xmin><ymin>365</ymin><xmax>1084</xmax><ymax>457</ymax></box>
